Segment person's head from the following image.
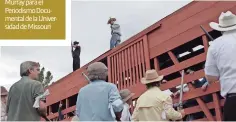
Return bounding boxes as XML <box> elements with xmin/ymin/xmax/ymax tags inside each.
<box><xmin>141</xmin><ymin>69</ymin><xmax>163</xmax><ymax>89</ymax></box>
<box><xmin>20</xmin><ymin>61</ymin><xmax>40</xmax><ymax>80</ymax></box>
<box><xmin>120</xmin><ymin>89</ymin><xmax>135</xmax><ymax>105</ymax></box>
<box><xmin>1</xmin><ymin>86</ymin><xmax>8</xmax><ymax>103</ymax></box>
<box><xmin>73</xmin><ymin>41</ymin><xmax>79</xmax><ymax>46</ymax></box>
<box><xmin>107</xmin><ymin>18</ymin><xmax>116</xmax><ymax>25</ymax></box>
<box><xmin>87</xmin><ymin>62</ymin><xmax>108</xmax><ymax>81</ymax></box>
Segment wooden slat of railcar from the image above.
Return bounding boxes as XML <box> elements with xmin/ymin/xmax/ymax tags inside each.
<box><xmin>154</xmin><ymin>58</ymin><xmax>160</xmax><ymax>71</ymax></box>
<box><xmin>196</xmin><ymin>98</ymin><xmax>215</xmax><ymax>121</ymax></box>
<box><xmin>194</xmin><ymin>116</ymin><xmax>216</xmax><ymax>121</ymax></box>
<box><xmin>119</xmin><ymin>52</ymin><xmax>124</xmax><ymax>89</ymax></box>
<box><xmin>158</xmin><ymin>53</ymin><xmax>206</xmax><ymax>78</ymax></box>
<box><xmin>187</xmin><ymin>83</ymin><xmax>214</xmax><ymax>121</ymax></box>
<box><xmin>150</xmin><ymin>5</ymin><xmax>236</xmax><ymax>58</ymax></box>
<box><xmin>108</xmin><ymin>56</ymin><xmax>114</xmax><ymax>83</ymax></box>
<box><xmin>143</xmin><ymin>35</ymin><xmax>151</xmax><ymax>70</ymax></box>
<box><xmin>117</xmin><ymin>53</ymin><xmax>122</xmax><ymax>90</ymax></box>
<box><xmin>213</xmin><ymin>93</ymin><xmax>223</xmax><ymax>121</ymax></box>
<box><xmin>130</xmin><ymin>45</ymin><xmax>136</xmax><ymax>86</ymax></box>
<box><xmin>121</xmin><ymin>50</ymin><xmax>125</xmax><ymax>89</ymax></box>
<box><xmin>134</xmin><ymin>43</ymin><xmax>140</xmax><ymax>84</ymax></box>
<box><xmin>137</xmin><ymin>42</ymin><xmax>143</xmax><ymax>79</ymax></box>
<box><xmin>126</xmin><ymin>49</ymin><xmax>131</xmax><ymax>88</ymax></box>
<box><xmin>140</xmin><ymin>40</ymin><xmax>146</xmax><ymax>76</ymax></box>
<box><xmin>112</xmin><ymin>56</ymin><xmax>116</xmax><ymax>84</ymax></box>
<box><xmin>114</xmin><ymin>54</ymin><xmax>118</xmax><ymax>87</ymax></box>
<box><xmin>149</xmin><ymin>2</ymin><xmax>236</xmax><ymax>49</ymax></box>
<box><xmin>184</xmin><ymin>99</ymin><xmax>224</xmax><ymax>115</ymax></box>
<box><xmin>202</xmin><ymin>35</ymin><xmax>209</xmax><ymax>52</ymax></box>
<box><xmin>124</xmin><ymin>49</ymin><xmax>129</xmax><ymax>88</ymax></box>
<box><xmin>127</xmin><ymin>47</ymin><xmax>132</xmax><ymax>87</ymax></box>
<box><xmin>168</xmin><ymin>51</ymin><xmax>179</xmax><ymax>65</ymax></box>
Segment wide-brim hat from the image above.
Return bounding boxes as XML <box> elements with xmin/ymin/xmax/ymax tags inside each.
<box><xmin>73</xmin><ymin>41</ymin><xmax>79</xmax><ymax>45</ymax></box>
<box><xmin>209</xmin><ymin>11</ymin><xmax>236</xmax><ymax>31</ymax></box>
<box><xmin>1</xmin><ymin>86</ymin><xmax>8</xmax><ymax>96</ymax></box>
<box><xmin>141</xmin><ymin>70</ymin><xmax>164</xmax><ymax>84</ymax></box>
<box><xmin>107</xmin><ymin>17</ymin><xmax>116</xmax><ymax>24</ymax></box>
<box><xmin>120</xmin><ymin>89</ymin><xmax>135</xmax><ymax>102</ymax></box>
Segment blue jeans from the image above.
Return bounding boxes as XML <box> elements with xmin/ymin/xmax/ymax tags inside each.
<box><xmin>110</xmin><ymin>34</ymin><xmax>121</xmax><ymax>49</ymax></box>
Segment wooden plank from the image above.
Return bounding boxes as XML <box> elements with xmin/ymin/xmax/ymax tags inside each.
<box><xmin>118</xmin><ymin>52</ymin><xmax>122</xmax><ymax>90</ymax></box>
<box><xmin>202</xmin><ymin>35</ymin><xmax>209</xmax><ymax>52</ymax></box>
<box><xmin>127</xmin><ymin>47</ymin><xmax>132</xmax><ymax>87</ymax></box>
<box><xmin>150</xmin><ymin>5</ymin><xmax>236</xmax><ymax>58</ymax></box>
<box><xmin>213</xmin><ymin>93</ymin><xmax>223</xmax><ymax>121</ymax></box>
<box><xmin>158</xmin><ymin>53</ymin><xmax>206</xmax><ymax>77</ymax></box>
<box><xmin>124</xmin><ymin>49</ymin><xmax>128</xmax><ymax>88</ymax></box>
<box><xmin>112</xmin><ymin>56</ymin><xmax>115</xmax><ymax>83</ymax></box>
<box><xmin>130</xmin><ymin>45</ymin><xmax>136</xmax><ymax>86</ymax></box>
<box><xmin>173</xmin><ymin>82</ymin><xmax>220</xmax><ymax>102</ymax></box>
<box><xmin>195</xmin><ymin>98</ymin><xmax>215</xmax><ymax>121</ymax></box>
<box><xmin>184</xmin><ymin>99</ymin><xmax>225</xmax><ymax>115</ymax></box>
<box><xmin>108</xmin><ymin>56</ymin><xmax>112</xmax><ymax>83</ymax></box>
<box><xmin>134</xmin><ymin>43</ymin><xmax>139</xmax><ymax>84</ymax></box>
<box><xmin>194</xmin><ymin>116</ymin><xmax>216</xmax><ymax>121</ymax></box>
<box><xmin>149</xmin><ymin>1</ymin><xmax>217</xmax><ymax>34</ymax></box>
<box><xmin>121</xmin><ymin>51</ymin><xmax>125</xmax><ymax>88</ymax></box>
<box><xmin>47</xmin><ymin>106</ymin><xmax>76</xmax><ymax>119</ymax></box>
<box><xmin>140</xmin><ymin>40</ymin><xmax>146</xmax><ymax>76</ymax></box>
<box><xmin>160</xmin><ymin>69</ymin><xmax>204</xmax><ymax>90</ymax></box>
<box><xmin>149</xmin><ymin>2</ymin><xmax>236</xmax><ymax>49</ymax></box>
<box><xmin>154</xmin><ymin>58</ymin><xmax>160</xmax><ymax>71</ymax></box>
<box><xmin>114</xmin><ymin>54</ymin><xmax>117</xmax><ymax>86</ymax></box>
<box><xmin>168</xmin><ymin>51</ymin><xmax>179</xmax><ymax>64</ymax></box>
<box><xmin>137</xmin><ymin>42</ymin><xmax>143</xmax><ymax>79</ymax></box>
<box><xmin>143</xmin><ymin>35</ymin><xmax>151</xmax><ymax>70</ymax></box>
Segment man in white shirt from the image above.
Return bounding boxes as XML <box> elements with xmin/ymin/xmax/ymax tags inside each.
<box><xmin>119</xmin><ymin>89</ymin><xmax>134</xmax><ymax>121</ymax></box>
<box><xmin>205</xmin><ymin>11</ymin><xmax>236</xmax><ymax>121</ymax></box>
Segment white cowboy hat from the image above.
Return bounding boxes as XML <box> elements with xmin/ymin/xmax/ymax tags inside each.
<box><xmin>141</xmin><ymin>70</ymin><xmax>164</xmax><ymax>84</ymax></box>
<box><xmin>209</xmin><ymin>11</ymin><xmax>236</xmax><ymax>31</ymax></box>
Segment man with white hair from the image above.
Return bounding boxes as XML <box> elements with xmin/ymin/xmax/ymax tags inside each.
<box><xmin>76</xmin><ymin>62</ymin><xmax>123</xmax><ymax>121</ymax></box>
<box><xmin>6</xmin><ymin>61</ymin><xmax>47</xmax><ymax>121</ymax></box>
<box><xmin>205</xmin><ymin>11</ymin><xmax>236</xmax><ymax>121</ymax></box>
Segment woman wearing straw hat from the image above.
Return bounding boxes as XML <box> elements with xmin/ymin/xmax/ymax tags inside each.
<box><xmin>120</xmin><ymin>89</ymin><xmax>134</xmax><ymax>121</ymax></box>
<box><xmin>1</xmin><ymin>86</ymin><xmax>8</xmax><ymax>121</ymax></box>
<box><xmin>107</xmin><ymin>17</ymin><xmax>122</xmax><ymax>49</ymax></box>
<box><xmin>205</xmin><ymin>11</ymin><xmax>236</xmax><ymax>121</ymax></box>
<box><xmin>131</xmin><ymin>70</ymin><xmax>185</xmax><ymax>121</ymax></box>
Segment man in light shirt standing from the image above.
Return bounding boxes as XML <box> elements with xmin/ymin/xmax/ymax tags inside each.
<box><xmin>205</xmin><ymin>11</ymin><xmax>236</xmax><ymax>121</ymax></box>
<box><xmin>131</xmin><ymin>70</ymin><xmax>185</xmax><ymax>121</ymax></box>
<box><xmin>120</xmin><ymin>89</ymin><xmax>135</xmax><ymax>121</ymax></box>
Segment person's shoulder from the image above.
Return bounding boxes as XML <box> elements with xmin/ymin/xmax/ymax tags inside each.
<box><xmin>106</xmin><ymin>82</ymin><xmax>117</xmax><ymax>89</ymax></box>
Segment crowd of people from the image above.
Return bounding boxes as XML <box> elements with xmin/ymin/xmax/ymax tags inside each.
<box><xmin>1</xmin><ymin>11</ymin><xmax>236</xmax><ymax>121</ymax></box>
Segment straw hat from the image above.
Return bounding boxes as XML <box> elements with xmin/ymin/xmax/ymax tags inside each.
<box><xmin>209</xmin><ymin>11</ymin><xmax>236</xmax><ymax>31</ymax></box>
<box><xmin>141</xmin><ymin>70</ymin><xmax>164</xmax><ymax>84</ymax></box>
<box><xmin>1</xmin><ymin>86</ymin><xmax>8</xmax><ymax>96</ymax></box>
<box><xmin>120</xmin><ymin>89</ymin><xmax>135</xmax><ymax>102</ymax></box>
